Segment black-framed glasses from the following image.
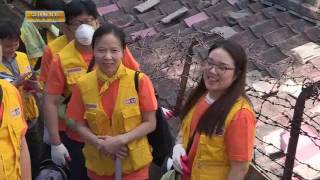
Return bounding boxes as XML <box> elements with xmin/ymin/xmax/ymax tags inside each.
<box><xmin>204</xmin><ymin>61</ymin><xmax>235</xmax><ymax>75</ymax></box>
<box><xmin>68</xmin><ymin>18</ymin><xmax>96</xmax><ymax>27</ymax></box>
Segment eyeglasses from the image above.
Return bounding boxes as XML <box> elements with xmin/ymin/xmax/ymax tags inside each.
<box><xmin>204</xmin><ymin>60</ymin><xmax>235</xmax><ymax>75</ymax></box>
<box><xmin>68</xmin><ymin>18</ymin><xmax>96</xmax><ymax>27</ymax></box>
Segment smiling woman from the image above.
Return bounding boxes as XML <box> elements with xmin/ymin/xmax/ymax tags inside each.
<box><xmin>66</xmin><ymin>23</ymin><xmax>158</xmax><ymax>180</ymax></box>
<box><xmin>171</xmin><ymin>40</ymin><xmax>256</xmax><ymax>180</ymax></box>
<box><xmin>92</xmin><ymin>23</ymin><xmax>126</xmax><ymax>77</ymax></box>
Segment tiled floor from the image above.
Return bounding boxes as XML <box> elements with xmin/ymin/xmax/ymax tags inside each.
<box><xmin>9</xmin><ymin>0</ymin><xmax>320</xmax><ymax>179</ymax></box>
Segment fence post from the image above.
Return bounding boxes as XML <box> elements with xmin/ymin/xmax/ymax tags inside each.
<box><xmin>282</xmin><ymin>82</ymin><xmax>318</xmax><ymax>180</ymax></box>
<box><xmin>174</xmin><ymin>40</ymin><xmax>198</xmax><ymax>114</ymax></box>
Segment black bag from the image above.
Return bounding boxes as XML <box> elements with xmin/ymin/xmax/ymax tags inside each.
<box><xmin>134</xmin><ymin>71</ymin><xmax>174</xmax><ymax>167</ymax></box>
<box><xmin>36</xmin><ymin>159</ymin><xmax>70</xmax><ymax>180</ymax></box>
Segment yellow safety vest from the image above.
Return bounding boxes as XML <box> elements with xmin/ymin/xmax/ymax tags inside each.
<box><xmin>181</xmin><ymin>97</ymin><xmax>255</xmax><ymax>180</ymax></box>
<box><xmin>0</xmin><ymin>52</ymin><xmax>39</xmax><ymax>121</ymax></box>
<box><xmin>28</xmin><ymin>34</ymin><xmax>64</xmax><ymax>69</ymax></box>
<box><xmin>77</xmin><ymin>68</ymin><xmax>152</xmax><ymax>176</ymax></box>
<box><xmin>0</xmin><ymin>80</ymin><xmax>26</xmax><ymax>180</ymax></box>
<box><xmin>0</xmin><ymin>52</ymin><xmax>32</xmax><ymax>75</ymax></box>
<box><xmin>58</xmin><ymin>40</ymin><xmax>89</xmax><ymax>96</ymax></box>
<box><xmin>48</xmin><ymin>35</ymin><xmax>68</xmax><ymax>55</ymax></box>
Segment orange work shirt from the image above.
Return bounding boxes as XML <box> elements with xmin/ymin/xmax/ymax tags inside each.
<box><xmin>39</xmin><ymin>46</ymin><xmax>54</xmax><ymax>82</ymax></box>
<box><xmin>45</xmin><ymin>50</ymin><xmax>92</xmax><ymax>141</ymax></box>
<box><xmin>66</xmin><ymin>74</ymin><xmax>157</xmax><ymax>180</ymax></box>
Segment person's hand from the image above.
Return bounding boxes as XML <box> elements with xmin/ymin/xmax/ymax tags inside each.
<box><xmin>13</xmin><ymin>72</ymin><xmax>31</xmax><ymax>87</ymax></box>
<box><xmin>172</xmin><ymin>144</ymin><xmax>186</xmax><ymax>173</ymax></box>
<box><xmin>115</xmin><ymin>145</ymin><xmax>128</xmax><ymax>160</ymax></box>
<box><xmin>95</xmin><ymin>138</ymin><xmax>105</xmax><ymax>152</ymax></box>
<box><xmin>99</xmin><ymin>135</ymin><xmax>125</xmax><ymax>156</ymax></box>
<box><xmin>23</xmin><ymin>79</ymin><xmax>41</xmax><ymax>93</ymax></box>
<box><xmin>51</xmin><ymin>143</ymin><xmax>70</xmax><ymax>166</ymax></box>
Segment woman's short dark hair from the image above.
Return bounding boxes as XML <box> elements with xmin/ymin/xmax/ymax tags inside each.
<box><xmin>64</xmin><ymin>0</ymin><xmax>99</xmax><ymax>24</ymax></box>
<box><xmin>34</xmin><ymin>0</ymin><xmax>65</xmax><ymax>10</ymax></box>
<box><xmin>0</xmin><ymin>20</ymin><xmax>20</xmax><ymax>40</ymax></box>
<box><xmin>180</xmin><ymin>40</ymin><xmax>249</xmax><ymax>136</ymax></box>
<box><xmin>92</xmin><ymin>22</ymin><xmax>126</xmax><ymax>49</ymax></box>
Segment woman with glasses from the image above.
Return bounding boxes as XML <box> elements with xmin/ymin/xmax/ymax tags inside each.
<box><xmin>171</xmin><ymin>40</ymin><xmax>256</xmax><ymax>180</ymax></box>
<box><xmin>43</xmin><ymin>1</ymin><xmax>100</xmax><ymax>179</ymax></box>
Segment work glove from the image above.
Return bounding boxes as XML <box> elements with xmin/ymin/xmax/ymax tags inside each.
<box><xmin>51</xmin><ymin>143</ymin><xmax>70</xmax><ymax>166</ymax></box>
<box><xmin>172</xmin><ymin>144</ymin><xmax>187</xmax><ymax>174</ymax></box>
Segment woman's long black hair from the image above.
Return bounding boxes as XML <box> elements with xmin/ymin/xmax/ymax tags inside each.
<box><xmin>179</xmin><ymin>40</ymin><xmax>248</xmax><ymax>136</ymax></box>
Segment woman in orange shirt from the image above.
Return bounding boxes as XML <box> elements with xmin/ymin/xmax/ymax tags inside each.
<box><xmin>171</xmin><ymin>40</ymin><xmax>256</xmax><ymax>180</ymax></box>
<box><xmin>66</xmin><ymin>23</ymin><xmax>157</xmax><ymax>180</ymax></box>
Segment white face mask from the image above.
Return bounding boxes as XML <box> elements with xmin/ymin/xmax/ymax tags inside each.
<box><xmin>74</xmin><ymin>24</ymin><xmax>95</xmax><ymax>46</ymax></box>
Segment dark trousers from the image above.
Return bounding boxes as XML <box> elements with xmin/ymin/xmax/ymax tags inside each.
<box><xmin>60</xmin><ymin>131</ymin><xmax>88</xmax><ymax>180</ymax></box>
<box><xmin>26</xmin><ymin>120</ymin><xmax>43</xmax><ymax>179</ymax></box>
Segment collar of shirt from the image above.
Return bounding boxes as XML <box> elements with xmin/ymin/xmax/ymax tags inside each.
<box><xmin>97</xmin><ymin>63</ymin><xmax>127</xmax><ymax>94</ymax></box>
<box><xmin>205</xmin><ymin>93</ymin><xmax>215</xmax><ymax>105</ymax></box>
<box><xmin>2</xmin><ymin>53</ymin><xmax>20</xmax><ymax>77</ymax></box>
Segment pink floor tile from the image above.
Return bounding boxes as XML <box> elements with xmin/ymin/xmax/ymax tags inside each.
<box><xmin>184</xmin><ymin>12</ymin><xmax>209</xmax><ymax>27</ymax></box>
<box><xmin>130</xmin><ymin>27</ymin><xmax>157</xmax><ymax>40</ymax></box>
<box><xmin>280</xmin><ymin>125</ymin><xmax>320</xmax><ymax>162</ymax></box>
<box><xmin>97</xmin><ymin>4</ymin><xmax>119</xmax><ymax>16</ymax></box>
<box><xmin>227</xmin><ymin>0</ymin><xmax>238</xmax><ymax>5</ymax></box>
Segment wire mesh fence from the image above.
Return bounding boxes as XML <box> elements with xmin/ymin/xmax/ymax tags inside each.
<box><xmin>128</xmin><ymin>29</ymin><xmax>320</xmax><ymax>180</ymax></box>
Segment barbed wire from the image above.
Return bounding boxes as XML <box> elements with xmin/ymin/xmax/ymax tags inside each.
<box><xmin>255</xmin><ymin>136</ymin><xmax>320</xmax><ymax>173</ymax></box>
<box><xmin>129</xmin><ymin>29</ymin><xmax>320</xmax><ymax>180</ymax></box>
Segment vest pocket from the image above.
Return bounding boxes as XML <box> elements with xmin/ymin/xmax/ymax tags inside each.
<box><xmin>121</xmin><ymin>107</ymin><xmax>141</xmax><ymax>132</ymax></box>
<box><xmin>0</xmin><ymin>153</ymin><xmax>5</xmax><ymax>178</ymax></box>
<box><xmin>83</xmin><ymin>143</ymin><xmax>116</xmax><ymax>176</ymax></box>
<box><xmin>85</xmin><ymin>111</ymin><xmax>110</xmax><ymax>135</ymax></box>
<box><xmin>8</xmin><ymin>125</ymin><xmax>21</xmax><ymax>152</ymax></box>
<box><xmin>198</xmin><ymin>135</ymin><xmax>226</xmax><ymax>163</ymax></box>
<box><xmin>121</xmin><ymin>107</ymin><xmax>151</xmax><ymax>169</ymax></box>
<box><xmin>197</xmin><ymin>166</ymin><xmax>229</xmax><ymax>180</ymax></box>
<box><xmin>127</xmin><ymin>138</ymin><xmax>152</xmax><ymax>171</ymax></box>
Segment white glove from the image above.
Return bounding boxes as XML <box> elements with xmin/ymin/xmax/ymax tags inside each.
<box><xmin>172</xmin><ymin>144</ymin><xmax>186</xmax><ymax>173</ymax></box>
<box><xmin>166</xmin><ymin>157</ymin><xmax>174</xmax><ymax>171</ymax></box>
<box><xmin>51</xmin><ymin>144</ymin><xmax>70</xmax><ymax>166</ymax></box>
<box><xmin>43</xmin><ymin>127</ymin><xmax>51</xmax><ymax>145</ymax></box>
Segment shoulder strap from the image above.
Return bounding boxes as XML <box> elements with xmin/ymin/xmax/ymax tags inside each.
<box><xmin>87</xmin><ymin>58</ymin><xmax>95</xmax><ymax>73</ymax></box>
<box><xmin>186</xmin><ymin>130</ymin><xmax>196</xmax><ymax>154</ymax></box>
<box><xmin>134</xmin><ymin>71</ymin><xmax>140</xmax><ymax>93</ymax></box>
<box><xmin>0</xmin><ymin>85</ymin><xmax>2</xmax><ymax>104</ymax></box>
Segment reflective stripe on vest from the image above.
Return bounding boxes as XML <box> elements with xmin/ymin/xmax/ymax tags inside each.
<box><xmin>77</xmin><ymin>68</ymin><xmax>152</xmax><ymax>176</ymax></box>
<box><xmin>58</xmin><ymin>40</ymin><xmax>88</xmax><ymax>95</ymax></box>
<box><xmin>182</xmin><ymin>97</ymin><xmax>254</xmax><ymax>180</ymax></box>
<box><xmin>0</xmin><ymin>80</ymin><xmax>25</xmax><ymax>180</ymax></box>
